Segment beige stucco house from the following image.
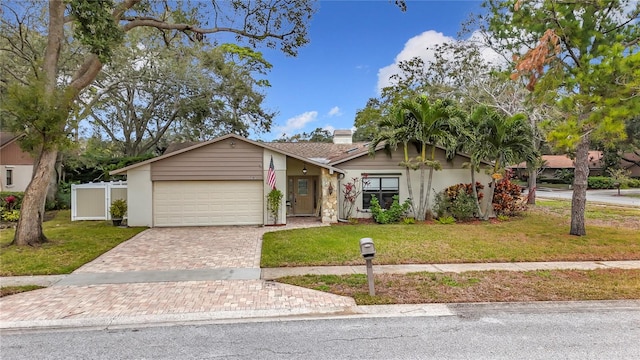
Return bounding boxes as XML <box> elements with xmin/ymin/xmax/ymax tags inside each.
<box><xmin>0</xmin><ymin>132</ymin><xmax>35</xmax><ymax>192</ymax></box>
<box><xmin>110</xmin><ymin>131</ymin><xmax>492</xmax><ymax>227</ymax></box>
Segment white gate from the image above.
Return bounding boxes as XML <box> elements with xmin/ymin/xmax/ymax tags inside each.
<box><xmin>71</xmin><ymin>181</ymin><xmax>127</xmax><ymax>221</ymax></box>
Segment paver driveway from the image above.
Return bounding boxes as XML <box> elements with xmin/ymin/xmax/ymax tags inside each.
<box><xmin>76</xmin><ymin>226</ymin><xmax>265</xmax><ymax>273</ymax></box>
<box><xmin>0</xmin><ymin>223</ymin><xmax>356</xmax><ymax>328</ymax></box>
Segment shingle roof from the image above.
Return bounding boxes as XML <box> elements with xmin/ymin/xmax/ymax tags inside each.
<box><xmin>510</xmin><ymin>151</ymin><xmax>603</xmax><ymax>169</ymax></box>
<box><xmin>164</xmin><ymin>140</ymin><xmax>373</xmax><ymax>164</ymax></box>
<box><xmin>0</xmin><ymin>132</ymin><xmax>21</xmax><ymax>148</ymax></box>
<box><xmin>111</xmin><ymin>134</ymin><xmax>347</xmax><ymax>175</ymax></box>
<box><xmin>266</xmin><ymin>142</ymin><xmax>371</xmax><ymax>164</ymax></box>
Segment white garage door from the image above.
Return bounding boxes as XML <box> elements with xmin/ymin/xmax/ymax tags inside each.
<box><xmin>153</xmin><ymin>181</ymin><xmax>263</xmax><ymax>226</ymax></box>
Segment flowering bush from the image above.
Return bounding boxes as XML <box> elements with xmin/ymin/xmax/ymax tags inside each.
<box><xmin>4</xmin><ymin>195</ymin><xmax>16</xmax><ymax>210</ymax></box>
<box><xmin>341</xmin><ymin>176</ymin><xmax>369</xmax><ymax>219</ymax></box>
<box><xmin>1</xmin><ymin>192</ymin><xmax>23</xmax><ymax>211</ymax></box>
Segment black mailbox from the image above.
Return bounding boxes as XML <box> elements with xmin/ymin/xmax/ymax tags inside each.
<box><xmin>359</xmin><ymin>238</ymin><xmax>376</xmax><ymax>259</ymax></box>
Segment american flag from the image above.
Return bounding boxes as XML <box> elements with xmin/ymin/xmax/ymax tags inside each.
<box><xmin>267</xmin><ymin>156</ymin><xmax>276</xmax><ymax>189</ymax></box>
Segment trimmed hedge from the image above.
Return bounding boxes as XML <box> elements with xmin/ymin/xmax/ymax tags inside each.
<box><xmin>587</xmin><ymin>176</ymin><xmax>616</xmax><ymax>189</ymax></box>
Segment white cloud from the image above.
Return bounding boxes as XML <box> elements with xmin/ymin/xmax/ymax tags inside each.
<box><xmin>376</xmin><ymin>30</ymin><xmax>504</xmax><ymax>92</ymax></box>
<box><xmin>328</xmin><ymin>106</ymin><xmax>342</xmax><ymax>117</ymax></box>
<box><xmin>274</xmin><ymin>111</ymin><xmax>318</xmax><ymax>137</ymax></box>
<box><xmin>377</xmin><ymin>30</ymin><xmax>453</xmax><ymax>91</ymax></box>
<box><xmin>323</xmin><ymin>125</ymin><xmax>336</xmax><ymax>134</ymax></box>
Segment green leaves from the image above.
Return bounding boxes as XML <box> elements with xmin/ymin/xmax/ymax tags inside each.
<box><xmin>1</xmin><ymin>77</ymin><xmax>75</xmax><ymax>153</ymax></box>
<box><xmin>67</xmin><ymin>0</ymin><xmax>123</xmax><ymax>63</ymax></box>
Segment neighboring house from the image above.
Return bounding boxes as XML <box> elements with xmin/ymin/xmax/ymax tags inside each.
<box><xmin>620</xmin><ymin>152</ymin><xmax>640</xmax><ymax>178</ymax></box>
<box><xmin>0</xmin><ymin>132</ymin><xmax>35</xmax><ymax>192</ymax></box>
<box><xmin>110</xmin><ymin>131</ymin><xmax>492</xmax><ymax>227</ymax></box>
<box><xmin>510</xmin><ymin>151</ymin><xmax>604</xmax><ymax>180</ymax></box>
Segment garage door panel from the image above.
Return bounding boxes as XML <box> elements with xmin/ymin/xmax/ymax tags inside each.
<box><xmin>153</xmin><ymin>181</ymin><xmax>263</xmax><ymax>226</ymax></box>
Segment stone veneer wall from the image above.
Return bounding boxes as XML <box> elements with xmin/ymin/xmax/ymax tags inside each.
<box><xmin>320</xmin><ymin>168</ymin><xmax>338</xmax><ymax>223</ymax></box>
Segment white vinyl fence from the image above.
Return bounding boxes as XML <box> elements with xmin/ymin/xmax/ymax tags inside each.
<box><xmin>71</xmin><ymin>181</ymin><xmax>127</xmax><ymax>221</ymax></box>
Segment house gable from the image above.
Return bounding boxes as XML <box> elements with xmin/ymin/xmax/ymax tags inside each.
<box><xmin>0</xmin><ymin>135</ymin><xmax>34</xmax><ymax>165</ymax></box>
<box><xmin>151</xmin><ymin>138</ymin><xmax>263</xmax><ymax>181</ymax></box>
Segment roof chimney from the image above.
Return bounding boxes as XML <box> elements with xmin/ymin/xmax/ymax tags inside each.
<box><xmin>333</xmin><ymin>129</ymin><xmax>352</xmax><ymax>144</ymax></box>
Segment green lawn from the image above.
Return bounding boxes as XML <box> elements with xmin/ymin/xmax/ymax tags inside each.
<box><xmin>261</xmin><ymin>201</ymin><xmax>640</xmax><ymax>268</ymax></box>
<box><xmin>278</xmin><ymin>269</ymin><xmax>640</xmax><ymax>305</ymax></box>
<box><xmin>0</xmin><ymin>210</ymin><xmax>147</xmax><ymax>276</ymax></box>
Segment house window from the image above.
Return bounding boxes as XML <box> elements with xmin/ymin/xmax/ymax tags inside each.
<box><xmin>6</xmin><ymin>169</ymin><xmax>13</xmax><ymax>186</ymax></box>
<box><xmin>362</xmin><ymin>177</ymin><xmax>399</xmax><ymax>209</ymax></box>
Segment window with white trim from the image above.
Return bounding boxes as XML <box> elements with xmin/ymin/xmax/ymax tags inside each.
<box><xmin>362</xmin><ymin>177</ymin><xmax>399</xmax><ymax>209</ymax></box>
<box><xmin>6</xmin><ymin>169</ymin><xmax>13</xmax><ymax>186</ymax></box>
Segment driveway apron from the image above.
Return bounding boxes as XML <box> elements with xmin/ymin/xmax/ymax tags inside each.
<box><xmin>0</xmin><ymin>223</ymin><xmax>356</xmax><ymax>329</ymax></box>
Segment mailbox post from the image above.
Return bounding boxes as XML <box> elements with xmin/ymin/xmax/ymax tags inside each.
<box><xmin>359</xmin><ymin>238</ymin><xmax>376</xmax><ymax>296</ymax></box>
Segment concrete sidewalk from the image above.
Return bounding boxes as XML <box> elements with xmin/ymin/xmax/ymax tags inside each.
<box><xmin>2</xmin><ymin>260</ymin><xmax>639</xmax><ymax>331</ymax></box>
<box><xmin>261</xmin><ymin>260</ymin><xmax>640</xmax><ymax>279</ymax></box>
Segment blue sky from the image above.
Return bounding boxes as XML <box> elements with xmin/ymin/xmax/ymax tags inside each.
<box><xmin>256</xmin><ymin>1</ymin><xmax>485</xmax><ymax>141</ymax></box>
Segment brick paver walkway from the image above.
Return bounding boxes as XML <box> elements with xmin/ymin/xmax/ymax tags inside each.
<box><xmin>0</xmin><ymin>280</ymin><xmax>354</xmax><ymax>323</ymax></box>
<box><xmin>0</xmin><ymin>219</ymin><xmax>354</xmax><ymax>329</ymax></box>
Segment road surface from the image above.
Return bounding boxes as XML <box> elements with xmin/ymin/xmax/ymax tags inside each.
<box><xmin>2</xmin><ymin>301</ymin><xmax>639</xmax><ymax>359</ymax></box>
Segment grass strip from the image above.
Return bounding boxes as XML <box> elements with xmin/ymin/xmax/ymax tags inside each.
<box><xmin>277</xmin><ymin>269</ymin><xmax>640</xmax><ymax>305</ymax></box>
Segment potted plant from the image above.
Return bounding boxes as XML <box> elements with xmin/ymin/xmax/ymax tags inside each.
<box><xmin>266</xmin><ymin>188</ymin><xmax>283</xmax><ymax>225</ymax></box>
<box><xmin>110</xmin><ymin>199</ymin><xmax>127</xmax><ymax>226</ymax></box>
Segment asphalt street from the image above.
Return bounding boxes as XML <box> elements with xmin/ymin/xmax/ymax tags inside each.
<box><xmin>2</xmin><ymin>301</ymin><xmax>639</xmax><ymax>360</ymax></box>
<box><xmin>536</xmin><ymin>188</ymin><xmax>640</xmax><ymax>207</ymax></box>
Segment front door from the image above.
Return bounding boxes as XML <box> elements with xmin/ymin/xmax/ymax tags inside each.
<box><xmin>293</xmin><ymin>176</ymin><xmax>314</xmax><ymax>215</ymax></box>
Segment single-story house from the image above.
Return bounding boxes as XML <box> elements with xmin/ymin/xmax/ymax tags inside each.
<box><xmin>0</xmin><ymin>132</ymin><xmax>35</xmax><ymax>192</ymax></box>
<box><xmin>110</xmin><ymin>131</ymin><xmax>492</xmax><ymax>227</ymax></box>
<box><xmin>620</xmin><ymin>152</ymin><xmax>640</xmax><ymax>178</ymax></box>
<box><xmin>510</xmin><ymin>151</ymin><xmax>604</xmax><ymax>180</ymax></box>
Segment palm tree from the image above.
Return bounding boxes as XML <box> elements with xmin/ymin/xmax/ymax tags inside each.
<box><xmin>369</xmin><ymin>105</ymin><xmax>418</xmax><ymax>216</ymax></box>
<box><xmin>403</xmin><ymin>96</ymin><xmax>464</xmax><ymax>220</ymax></box>
<box><xmin>465</xmin><ymin>106</ymin><xmax>537</xmax><ymax>220</ymax></box>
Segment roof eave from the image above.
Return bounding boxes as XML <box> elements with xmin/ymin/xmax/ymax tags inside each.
<box><xmin>109</xmin><ymin>134</ymin><xmax>346</xmax><ymax>176</ymax></box>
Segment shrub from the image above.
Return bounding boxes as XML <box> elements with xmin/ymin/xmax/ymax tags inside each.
<box><xmin>1</xmin><ymin>192</ymin><xmax>24</xmax><ymax>210</ymax></box>
<box><xmin>109</xmin><ymin>199</ymin><xmax>128</xmax><ymax>219</ymax></box>
<box><xmin>553</xmin><ymin>169</ymin><xmax>574</xmax><ymax>184</ymax></box>
<box><xmin>436</xmin><ymin>216</ymin><xmax>455</xmax><ymax>224</ymax></box>
<box><xmin>449</xmin><ymin>189</ymin><xmax>478</xmax><ymax>221</ymax></box>
<box><xmin>587</xmin><ymin>176</ymin><xmax>615</xmax><ymax>189</ymax></box>
<box><xmin>1</xmin><ymin>209</ymin><xmax>20</xmax><ymax>222</ymax></box>
<box><xmin>55</xmin><ymin>181</ymin><xmax>74</xmax><ymax>210</ymax></box>
<box><xmin>370</xmin><ymin>195</ymin><xmax>411</xmax><ymax>224</ymax></box>
<box><xmin>341</xmin><ymin>177</ymin><xmax>368</xmax><ymax>219</ymax></box>
<box><xmin>434</xmin><ymin>182</ymin><xmax>484</xmax><ymax>221</ymax></box>
<box><xmin>492</xmin><ymin>178</ymin><xmax>526</xmax><ymax>216</ymax></box>
<box><xmin>402</xmin><ymin>217</ymin><xmax>415</xmax><ymax>225</ymax></box>
<box><xmin>628</xmin><ymin>178</ymin><xmax>640</xmax><ymax>188</ymax></box>
<box><xmin>266</xmin><ymin>188</ymin><xmax>283</xmax><ymax>224</ymax></box>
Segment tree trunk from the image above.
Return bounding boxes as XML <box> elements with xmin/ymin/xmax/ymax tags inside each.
<box><xmin>424</xmin><ymin>167</ymin><xmax>434</xmax><ymax>219</ymax></box>
<box><xmin>12</xmin><ymin>148</ymin><xmax>58</xmax><ymax>246</ymax></box>
<box><xmin>417</xmin><ymin>165</ymin><xmax>426</xmax><ymax>221</ymax></box>
<box><xmin>11</xmin><ymin>0</ymin><xmax>65</xmax><ymax>246</ymax></box>
<box><xmin>527</xmin><ymin>169</ymin><xmax>537</xmax><ymax>205</ymax></box>
<box><xmin>483</xmin><ymin>180</ymin><xmax>496</xmax><ymax>221</ymax></box>
<box><xmin>470</xmin><ymin>167</ymin><xmax>484</xmax><ymax>218</ymax></box>
<box><xmin>570</xmin><ymin>134</ymin><xmax>589</xmax><ymax>236</ymax></box>
<box><xmin>405</xmin><ymin>166</ymin><xmax>416</xmax><ymax>218</ymax></box>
